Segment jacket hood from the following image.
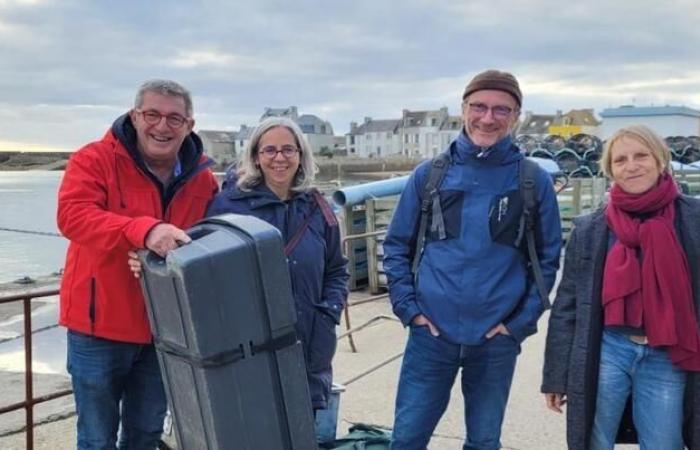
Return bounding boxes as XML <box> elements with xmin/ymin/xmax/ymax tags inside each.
<box><xmin>452</xmin><ymin>130</ymin><xmax>522</xmax><ymax>166</ymax></box>
<box><xmin>111</xmin><ymin>113</ymin><xmax>207</xmax><ymax>174</ymax></box>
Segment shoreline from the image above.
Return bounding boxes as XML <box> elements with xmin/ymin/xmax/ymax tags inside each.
<box><xmin>0</xmin><ymin>151</ymin><xmax>423</xmax><ymax>174</ymax></box>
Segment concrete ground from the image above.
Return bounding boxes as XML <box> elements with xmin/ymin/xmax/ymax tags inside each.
<box><xmin>0</xmin><ymin>290</ymin><xmax>637</xmax><ymax>449</ymax></box>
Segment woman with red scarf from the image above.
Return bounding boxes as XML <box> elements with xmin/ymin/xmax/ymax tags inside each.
<box><xmin>541</xmin><ymin>125</ymin><xmax>700</xmax><ymax>450</ymax></box>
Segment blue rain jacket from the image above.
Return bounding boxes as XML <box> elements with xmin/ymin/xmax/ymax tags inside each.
<box><xmin>207</xmin><ymin>179</ymin><xmax>349</xmax><ymax>409</ymax></box>
<box><xmin>384</xmin><ymin>132</ymin><xmax>562</xmax><ymax>344</ymax></box>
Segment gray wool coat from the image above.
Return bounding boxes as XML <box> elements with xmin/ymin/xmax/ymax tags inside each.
<box><xmin>541</xmin><ymin>195</ymin><xmax>700</xmax><ymax>450</ymax></box>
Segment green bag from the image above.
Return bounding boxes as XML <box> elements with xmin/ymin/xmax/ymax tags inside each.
<box><xmin>319</xmin><ymin>424</ymin><xmax>391</xmax><ymax>450</ymax></box>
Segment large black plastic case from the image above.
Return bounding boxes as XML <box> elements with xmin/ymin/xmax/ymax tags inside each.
<box><xmin>139</xmin><ymin>213</ymin><xmax>317</xmax><ymax>450</ymax></box>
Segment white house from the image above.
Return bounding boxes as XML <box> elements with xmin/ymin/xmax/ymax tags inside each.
<box><xmin>438</xmin><ymin>115</ymin><xmax>462</xmax><ymax>151</ymax></box>
<box><xmin>400</xmin><ymin>108</ymin><xmax>450</xmax><ymax>157</ymax></box>
<box><xmin>234</xmin><ymin>124</ymin><xmax>254</xmax><ymax>156</ymax></box>
<box><xmin>346</xmin><ymin>108</ymin><xmax>463</xmax><ymax>158</ymax></box>
<box><xmin>599</xmin><ymin>105</ymin><xmax>700</xmax><ymax>139</ymax></box>
<box><xmin>346</xmin><ymin>117</ymin><xmax>401</xmax><ymax>157</ymax></box>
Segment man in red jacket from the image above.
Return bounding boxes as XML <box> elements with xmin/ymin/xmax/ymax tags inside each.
<box><xmin>57</xmin><ymin>79</ymin><xmax>219</xmax><ymax>450</ymax></box>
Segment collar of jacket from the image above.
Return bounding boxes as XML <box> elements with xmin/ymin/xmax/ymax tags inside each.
<box><xmin>225</xmin><ymin>180</ymin><xmax>313</xmax><ymax>209</ymax></box>
<box><xmin>452</xmin><ymin>130</ymin><xmax>522</xmax><ymax>166</ymax></box>
<box><xmin>110</xmin><ymin>113</ymin><xmax>211</xmax><ymax>181</ymax></box>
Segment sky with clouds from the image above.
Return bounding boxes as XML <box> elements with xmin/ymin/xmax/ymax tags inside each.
<box><xmin>1</xmin><ymin>0</ymin><xmax>699</xmax><ymax>151</ymax></box>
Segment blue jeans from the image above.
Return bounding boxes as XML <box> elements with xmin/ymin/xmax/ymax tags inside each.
<box><xmin>67</xmin><ymin>330</ymin><xmax>167</xmax><ymax>450</ymax></box>
<box><xmin>590</xmin><ymin>330</ymin><xmax>686</xmax><ymax>450</ymax></box>
<box><xmin>391</xmin><ymin>325</ymin><xmax>520</xmax><ymax>450</ymax></box>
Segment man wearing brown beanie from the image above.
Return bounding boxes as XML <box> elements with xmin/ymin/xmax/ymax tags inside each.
<box><xmin>384</xmin><ymin>69</ymin><xmax>562</xmax><ymax>449</ymax></box>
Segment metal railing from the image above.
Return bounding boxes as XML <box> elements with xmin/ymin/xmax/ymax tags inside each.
<box><xmin>0</xmin><ymin>286</ymin><xmax>72</xmax><ymax>450</ymax></box>
<box><xmin>340</xmin><ymin>230</ymin><xmax>388</xmax><ymax>353</ymax></box>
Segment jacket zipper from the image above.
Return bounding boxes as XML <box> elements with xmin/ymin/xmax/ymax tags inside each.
<box><xmin>163</xmin><ymin>158</ymin><xmax>216</xmax><ymax>216</ymax></box>
<box><xmin>89</xmin><ymin>277</ymin><xmax>96</xmax><ymax>335</ymax></box>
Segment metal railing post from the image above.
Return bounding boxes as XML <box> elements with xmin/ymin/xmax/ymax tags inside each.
<box><xmin>24</xmin><ymin>296</ymin><xmax>34</xmax><ymax>450</ymax></box>
<box><xmin>0</xmin><ymin>286</ymin><xmax>71</xmax><ymax>450</ymax></box>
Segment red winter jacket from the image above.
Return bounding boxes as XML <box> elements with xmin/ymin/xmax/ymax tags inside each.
<box><xmin>57</xmin><ymin>117</ymin><xmax>219</xmax><ymax>343</ymax></box>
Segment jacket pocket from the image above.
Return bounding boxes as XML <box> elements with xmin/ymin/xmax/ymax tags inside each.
<box><xmin>308</xmin><ymin>309</ymin><xmax>337</xmax><ymax>374</ymax></box>
<box><xmin>489</xmin><ymin>189</ymin><xmax>524</xmax><ymax>248</ymax></box>
<box><xmin>427</xmin><ymin>189</ymin><xmax>464</xmax><ymax>241</ymax></box>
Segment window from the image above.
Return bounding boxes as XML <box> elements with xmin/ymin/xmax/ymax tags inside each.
<box><xmin>300</xmin><ymin>124</ymin><xmax>314</xmax><ymax>133</ymax></box>
<box><xmin>350</xmin><ymin>136</ymin><xmax>355</xmax><ymax>145</ymax></box>
<box><xmin>320</xmin><ymin>125</ymin><xmax>326</xmax><ymax>134</ymax></box>
<box><xmin>431</xmin><ymin>118</ymin><xmax>437</xmax><ymax>126</ymax></box>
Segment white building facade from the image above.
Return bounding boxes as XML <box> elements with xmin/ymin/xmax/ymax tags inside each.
<box><xmin>346</xmin><ymin>118</ymin><xmax>401</xmax><ymax>157</ymax></box>
<box><xmin>599</xmin><ymin>106</ymin><xmax>700</xmax><ymax>139</ymax></box>
<box><xmin>347</xmin><ymin>108</ymin><xmax>463</xmax><ymax>158</ymax></box>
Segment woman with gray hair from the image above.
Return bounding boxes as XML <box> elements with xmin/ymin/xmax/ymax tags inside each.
<box><xmin>207</xmin><ymin>117</ymin><xmax>349</xmax><ymax>430</ymax></box>
<box><xmin>542</xmin><ymin>124</ymin><xmax>700</xmax><ymax>449</ymax></box>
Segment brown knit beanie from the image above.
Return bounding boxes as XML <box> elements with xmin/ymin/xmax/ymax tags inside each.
<box><xmin>462</xmin><ymin>70</ymin><xmax>522</xmax><ymax>107</ymax></box>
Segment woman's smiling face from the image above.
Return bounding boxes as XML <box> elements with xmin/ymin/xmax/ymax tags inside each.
<box><xmin>255</xmin><ymin>126</ymin><xmax>301</xmax><ymax>198</ymax></box>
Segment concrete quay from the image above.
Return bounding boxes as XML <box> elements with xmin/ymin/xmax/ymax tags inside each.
<box><xmin>0</xmin><ymin>290</ymin><xmax>638</xmax><ymax>449</ymax></box>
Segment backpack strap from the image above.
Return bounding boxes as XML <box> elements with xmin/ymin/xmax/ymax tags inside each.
<box><xmin>411</xmin><ymin>151</ymin><xmax>451</xmax><ymax>276</ymax></box>
<box><xmin>517</xmin><ymin>158</ymin><xmax>551</xmax><ymax>310</ymax></box>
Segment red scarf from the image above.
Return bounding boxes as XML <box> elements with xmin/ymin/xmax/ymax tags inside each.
<box><xmin>603</xmin><ymin>173</ymin><xmax>700</xmax><ymax>371</ymax></box>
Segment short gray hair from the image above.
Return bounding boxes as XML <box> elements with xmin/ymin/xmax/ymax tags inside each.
<box><xmin>134</xmin><ymin>79</ymin><xmax>193</xmax><ymax>117</ymax></box>
<box><xmin>237</xmin><ymin>117</ymin><xmax>316</xmax><ymax>192</ymax></box>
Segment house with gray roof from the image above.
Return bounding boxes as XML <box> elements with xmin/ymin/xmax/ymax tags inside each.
<box><xmin>260</xmin><ymin>106</ymin><xmax>335</xmax><ymax>153</ymax></box>
<box><xmin>234</xmin><ymin>125</ymin><xmax>255</xmax><ymax>157</ymax></box>
<box><xmin>599</xmin><ymin>105</ymin><xmax>700</xmax><ymax>139</ymax></box>
<box><xmin>438</xmin><ymin>115</ymin><xmax>462</xmax><ymax>150</ymax></box>
<box><xmin>400</xmin><ymin>107</ymin><xmax>450</xmax><ymax>157</ymax></box>
<box><xmin>198</xmin><ymin>130</ymin><xmax>236</xmax><ymax>166</ymax></box>
<box><xmin>516</xmin><ymin>112</ymin><xmax>556</xmax><ymax>138</ymax></box>
<box><xmin>347</xmin><ymin>108</ymin><xmax>462</xmax><ymax>158</ymax></box>
<box><xmin>260</xmin><ymin>106</ymin><xmax>299</xmax><ymax>121</ymax></box>
<box><xmin>347</xmin><ymin>117</ymin><xmax>401</xmax><ymax>157</ymax></box>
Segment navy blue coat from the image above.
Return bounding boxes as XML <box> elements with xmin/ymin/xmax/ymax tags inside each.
<box><xmin>207</xmin><ymin>180</ymin><xmax>349</xmax><ymax>409</ymax></box>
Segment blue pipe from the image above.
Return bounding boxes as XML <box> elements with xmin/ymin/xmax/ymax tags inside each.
<box><xmin>331</xmin><ymin>158</ymin><xmax>564</xmax><ymax>207</ymax></box>
<box><xmin>332</xmin><ymin>176</ymin><xmax>409</xmax><ymax>207</ymax></box>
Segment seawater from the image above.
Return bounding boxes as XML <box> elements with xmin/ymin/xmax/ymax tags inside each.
<box><xmin>0</xmin><ymin>171</ymin><xmax>67</xmax><ymax>284</ymax></box>
<box><xmin>0</xmin><ymin>171</ymin><xmax>370</xmax><ymax>284</ymax></box>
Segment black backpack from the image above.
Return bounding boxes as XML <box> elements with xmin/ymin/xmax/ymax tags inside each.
<box><xmin>411</xmin><ymin>151</ymin><xmax>551</xmax><ymax>310</ymax></box>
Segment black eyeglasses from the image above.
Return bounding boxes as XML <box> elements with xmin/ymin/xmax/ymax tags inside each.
<box><xmin>259</xmin><ymin>145</ymin><xmax>300</xmax><ymax>159</ymax></box>
<box><xmin>135</xmin><ymin>109</ymin><xmax>190</xmax><ymax>128</ymax></box>
<box><xmin>466</xmin><ymin>102</ymin><xmax>514</xmax><ymax>119</ymax></box>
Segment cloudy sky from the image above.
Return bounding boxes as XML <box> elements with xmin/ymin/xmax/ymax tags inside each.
<box><xmin>1</xmin><ymin>0</ymin><xmax>699</xmax><ymax>151</ymax></box>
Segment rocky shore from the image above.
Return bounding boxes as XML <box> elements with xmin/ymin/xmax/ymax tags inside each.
<box><xmin>0</xmin><ymin>152</ymin><xmax>424</xmax><ymax>176</ymax></box>
<box><xmin>0</xmin><ymin>152</ymin><xmax>69</xmax><ymax>171</ymax></box>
